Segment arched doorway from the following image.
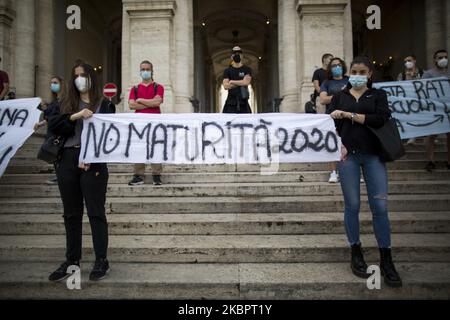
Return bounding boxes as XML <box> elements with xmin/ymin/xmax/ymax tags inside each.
<box><xmin>351</xmin><ymin>0</ymin><xmax>426</xmax><ymax>82</ymax></box>
<box><xmin>193</xmin><ymin>0</ymin><xmax>279</xmax><ymax>113</ymax></box>
<box><xmin>57</xmin><ymin>0</ymin><xmax>123</xmax><ymax>104</ymax></box>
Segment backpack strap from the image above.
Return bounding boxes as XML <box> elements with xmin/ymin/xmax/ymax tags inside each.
<box><xmin>134</xmin><ymin>85</ymin><xmax>139</xmax><ymax>100</ymax></box>
<box><xmin>153</xmin><ymin>82</ymin><xmax>158</xmax><ymax>96</ymax></box>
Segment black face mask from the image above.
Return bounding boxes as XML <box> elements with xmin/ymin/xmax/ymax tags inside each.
<box><xmin>232</xmin><ymin>54</ymin><xmax>241</xmax><ymax>63</ymax></box>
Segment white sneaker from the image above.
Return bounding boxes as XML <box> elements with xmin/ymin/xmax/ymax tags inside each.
<box><xmin>360</xmin><ymin>177</ymin><xmax>364</xmax><ymax>183</ymax></box>
<box><xmin>328</xmin><ymin>171</ymin><xmax>339</xmax><ymax>183</ymax></box>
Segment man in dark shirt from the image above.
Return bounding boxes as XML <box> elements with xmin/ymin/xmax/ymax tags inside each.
<box><xmin>0</xmin><ymin>57</ymin><xmax>10</xmax><ymax>101</ymax></box>
<box><xmin>222</xmin><ymin>46</ymin><xmax>252</xmax><ymax>113</ymax></box>
<box><xmin>312</xmin><ymin>53</ymin><xmax>333</xmax><ymax>105</ymax></box>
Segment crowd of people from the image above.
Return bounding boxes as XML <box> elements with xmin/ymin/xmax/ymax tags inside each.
<box><xmin>311</xmin><ymin>49</ymin><xmax>450</xmax><ymax>177</ymax></box>
<box><xmin>1</xmin><ymin>45</ymin><xmax>449</xmax><ymax>288</ymax></box>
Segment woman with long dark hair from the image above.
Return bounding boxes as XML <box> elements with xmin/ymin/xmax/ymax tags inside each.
<box><xmin>329</xmin><ymin>56</ymin><xmax>402</xmax><ymax>287</ymax></box>
<box><xmin>47</xmin><ymin>61</ymin><xmax>115</xmax><ymax>282</ymax></box>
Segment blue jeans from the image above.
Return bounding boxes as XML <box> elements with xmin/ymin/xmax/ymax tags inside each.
<box><xmin>338</xmin><ymin>153</ymin><xmax>391</xmax><ymax>248</ymax></box>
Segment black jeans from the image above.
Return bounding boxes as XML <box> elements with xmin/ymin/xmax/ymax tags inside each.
<box><xmin>223</xmin><ymin>98</ymin><xmax>252</xmax><ymax>114</ymax></box>
<box><xmin>55</xmin><ymin>148</ymin><xmax>109</xmax><ymax>262</ymax></box>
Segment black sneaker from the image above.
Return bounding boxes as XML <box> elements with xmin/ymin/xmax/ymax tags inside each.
<box><xmin>46</xmin><ymin>176</ymin><xmax>58</xmax><ymax>185</ymax></box>
<box><xmin>152</xmin><ymin>175</ymin><xmax>162</xmax><ymax>186</ymax></box>
<box><xmin>89</xmin><ymin>258</ymin><xmax>110</xmax><ymax>281</ymax></box>
<box><xmin>425</xmin><ymin>161</ymin><xmax>436</xmax><ymax>172</ymax></box>
<box><xmin>49</xmin><ymin>261</ymin><xmax>79</xmax><ymax>282</ymax></box>
<box><xmin>128</xmin><ymin>175</ymin><xmax>144</xmax><ymax>186</ymax></box>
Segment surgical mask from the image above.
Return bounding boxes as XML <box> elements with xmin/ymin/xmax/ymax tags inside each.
<box><xmin>51</xmin><ymin>83</ymin><xmax>61</xmax><ymax>93</ymax></box>
<box><xmin>74</xmin><ymin>76</ymin><xmax>89</xmax><ymax>93</ymax></box>
<box><xmin>405</xmin><ymin>61</ymin><xmax>415</xmax><ymax>69</ymax></box>
<box><xmin>232</xmin><ymin>54</ymin><xmax>241</xmax><ymax>63</ymax></box>
<box><xmin>437</xmin><ymin>58</ymin><xmax>448</xmax><ymax>68</ymax></box>
<box><xmin>349</xmin><ymin>75</ymin><xmax>368</xmax><ymax>89</ymax></box>
<box><xmin>141</xmin><ymin>70</ymin><xmax>152</xmax><ymax>80</ymax></box>
<box><xmin>331</xmin><ymin>65</ymin><xmax>343</xmax><ymax>77</ymax></box>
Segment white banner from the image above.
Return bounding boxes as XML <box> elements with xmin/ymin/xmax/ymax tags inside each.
<box><xmin>80</xmin><ymin>113</ymin><xmax>341</xmax><ymax>165</ymax></box>
<box><xmin>373</xmin><ymin>77</ymin><xmax>450</xmax><ymax>139</ymax></box>
<box><xmin>0</xmin><ymin>98</ymin><xmax>42</xmax><ymax>177</ymax></box>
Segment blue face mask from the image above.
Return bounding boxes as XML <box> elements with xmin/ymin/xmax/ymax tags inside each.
<box><xmin>349</xmin><ymin>75</ymin><xmax>368</xmax><ymax>88</ymax></box>
<box><xmin>141</xmin><ymin>70</ymin><xmax>152</xmax><ymax>80</ymax></box>
<box><xmin>331</xmin><ymin>66</ymin><xmax>343</xmax><ymax>77</ymax></box>
<box><xmin>51</xmin><ymin>83</ymin><xmax>60</xmax><ymax>93</ymax></box>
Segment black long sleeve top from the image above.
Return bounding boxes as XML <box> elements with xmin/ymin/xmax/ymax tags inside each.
<box><xmin>328</xmin><ymin>87</ymin><xmax>391</xmax><ymax>156</ymax></box>
<box><xmin>48</xmin><ymin>99</ymin><xmax>116</xmax><ymax>138</ymax></box>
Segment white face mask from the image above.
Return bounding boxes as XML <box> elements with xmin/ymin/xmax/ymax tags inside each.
<box><xmin>405</xmin><ymin>61</ymin><xmax>415</xmax><ymax>69</ymax></box>
<box><xmin>75</xmin><ymin>76</ymin><xmax>89</xmax><ymax>93</ymax></box>
<box><xmin>437</xmin><ymin>58</ymin><xmax>448</xmax><ymax>68</ymax></box>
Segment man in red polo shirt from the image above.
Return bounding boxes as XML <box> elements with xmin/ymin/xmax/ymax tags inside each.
<box><xmin>128</xmin><ymin>60</ymin><xmax>164</xmax><ymax>186</ymax></box>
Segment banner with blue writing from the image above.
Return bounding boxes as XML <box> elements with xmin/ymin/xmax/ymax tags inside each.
<box><xmin>373</xmin><ymin>77</ymin><xmax>450</xmax><ymax>139</ymax></box>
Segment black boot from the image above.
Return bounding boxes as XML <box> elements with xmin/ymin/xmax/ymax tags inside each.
<box><xmin>379</xmin><ymin>248</ymin><xmax>403</xmax><ymax>288</ymax></box>
<box><xmin>351</xmin><ymin>243</ymin><xmax>369</xmax><ymax>279</ymax></box>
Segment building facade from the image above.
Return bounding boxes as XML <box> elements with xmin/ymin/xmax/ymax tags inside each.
<box><xmin>0</xmin><ymin>0</ymin><xmax>449</xmax><ymax>113</ymax></box>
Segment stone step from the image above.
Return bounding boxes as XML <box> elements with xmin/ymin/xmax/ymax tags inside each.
<box><xmin>0</xmin><ymin>212</ymin><xmax>448</xmax><ymax>235</ymax></box>
<box><xmin>1</xmin><ymin>170</ymin><xmax>450</xmax><ymax>185</ymax></box>
<box><xmin>0</xmin><ymin>233</ymin><xmax>449</xmax><ymax>263</ymax></box>
<box><xmin>403</xmin><ymin>144</ymin><xmax>447</xmax><ymax>152</ymax></box>
<box><xmin>0</xmin><ymin>181</ymin><xmax>449</xmax><ymax>198</ymax></box>
<box><xmin>14</xmin><ymin>145</ymin><xmax>447</xmax><ymax>158</ymax></box>
<box><xmin>17</xmin><ymin>133</ymin><xmax>447</xmax><ymax>148</ymax></box>
<box><xmin>9</xmin><ymin>150</ymin><xmax>450</xmax><ymax>162</ymax></box>
<box><xmin>0</xmin><ymin>261</ymin><xmax>448</xmax><ymax>299</ymax></box>
<box><xmin>0</xmin><ymin>194</ymin><xmax>449</xmax><ymax>214</ymax></box>
<box><xmin>3</xmin><ymin>160</ymin><xmax>447</xmax><ymax>174</ymax></box>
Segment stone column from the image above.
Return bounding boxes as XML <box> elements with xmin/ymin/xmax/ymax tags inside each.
<box><xmin>445</xmin><ymin>1</ymin><xmax>450</xmax><ymax>54</ymax></box>
<box><xmin>193</xmin><ymin>25</ymin><xmax>206</xmax><ymax>112</ymax></box>
<box><xmin>36</xmin><ymin>0</ymin><xmax>55</xmax><ymax>103</ymax></box>
<box><xmin>173</xmin><ymin>0</ymin><xmax>194</xmax><ymax>113</ymax></box>
<box><xmin>278</xmin><ymin>0</ymin><xmax>299</xmax><ymax>113</ymax></box>
<box><xmin>122</xmin><ymin>0</ymin><xmax>176</xmax><ymax>113</ymax></box>
<box><xmin>13</xmin><ymin>0</ymin><xmax>35</xmax><ymax>98</ymax></box>
<box><xmin>425</xmin><ymin>0</ymin><xmax>444</xmax><ymax>69</ymax></box>
<box><xmin>447</xmin><ymin>0</ymin><xmax>450</xmax><ymax>53</ymax></box>
<box><xmin>0</xmin><ymin>0</ymin><xmax>15</xmax><ymax>74</ymax></box>
<box><xmin>296</xmin><ymin>0</ymin><xmax>351</xmax><ymax>111</ymax></box>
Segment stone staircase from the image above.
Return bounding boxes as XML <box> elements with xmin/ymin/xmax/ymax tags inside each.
<box><xmin>0</xmin><ymin>134</ymin><xmax>449</xmax><ymax>299</ymax></box>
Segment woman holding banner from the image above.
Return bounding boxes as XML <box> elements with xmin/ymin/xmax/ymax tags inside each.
<box><xmin>47</xmin><ymin>61</ymin><xmax>115</xmax><ymax>282</ymax></box>
<box><xmin>329</xmin><ymin>56</ymin><xmax>402</xmax><ymax>287</ymax></box>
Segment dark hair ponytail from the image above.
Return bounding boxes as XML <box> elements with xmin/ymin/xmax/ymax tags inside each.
<box><xmin>349</xmin><ymin>55</ymin><xmax>374</xmax><ymax>88</ymax></box>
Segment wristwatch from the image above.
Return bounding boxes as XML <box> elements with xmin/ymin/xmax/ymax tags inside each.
<box><xmin>350</xmin><ymin>112</ymin><xmax>357</xmax><ymax>124</ymax></box>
